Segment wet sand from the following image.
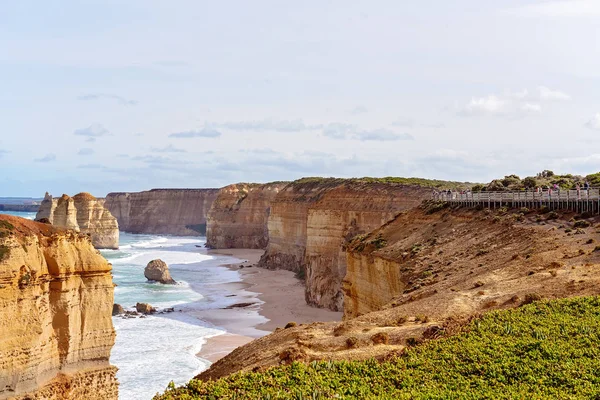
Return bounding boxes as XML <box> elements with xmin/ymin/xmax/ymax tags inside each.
<box><xmin>195</xmin><ymin>249</ymin><xmax>342</xmax><ymax>363</ymax></box>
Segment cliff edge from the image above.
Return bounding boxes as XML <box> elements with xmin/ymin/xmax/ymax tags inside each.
<box><xmin>0</xmin><ymin>215</ymin><xmax>118</xmax><ymax>400</ymax></box>
<box><xmin>35</xmin><ymin>192</ymin><xmax>119</xmax><ymax>249</ymax></box>
<box><xmin>258</xmin><ymin>178</ymin><xmax>435</xmax><ymax>311</ymax></box>
<box><xmin>206</xmin><ymin>182</ymin><xmax>288</xmax><ymax>249</ymax></box>
<box><xmin>104</xmin><ymin>189</ymin><xmax>219</xmax><ymax>236</ymax></box>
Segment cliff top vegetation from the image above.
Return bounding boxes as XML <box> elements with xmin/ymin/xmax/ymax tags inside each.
<box><xmin>155</xmin><ymin>296</ymin><xmax>600</xmax><ymax>399</ymax></box>
<box><xmin>291</xmin><ymin>176</ymin><xmax>472</xmax><ymax>190</ymax></box>
<box><xmin>474</xmin><ymin>170</ymin><xmax>600</xmax><ymax>192</ymax></box>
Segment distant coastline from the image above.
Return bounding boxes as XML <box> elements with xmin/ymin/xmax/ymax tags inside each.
<box><xmin>0</xmin><ymin>204</ymin><xmax>39</xmax><ymax>212</ymax></box>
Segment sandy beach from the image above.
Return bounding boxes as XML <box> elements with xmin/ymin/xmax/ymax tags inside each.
<box><xmin>194</xmin><ymin>249</ymin><xmax>342</xmax><ymax>363</ymax></box>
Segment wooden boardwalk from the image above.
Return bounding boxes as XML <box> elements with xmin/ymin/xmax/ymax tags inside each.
<box><xmin>434</xmin><ymin>189</ymin><xmax>600</xmax><ymax>214</ymax></box>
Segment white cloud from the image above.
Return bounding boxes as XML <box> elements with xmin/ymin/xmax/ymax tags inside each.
<box><xmin>356</xmin><ymin>129</ymin><xmax>413</xmax><ymax>141</ymax></box>
<box><xmin>322</xmin><ymin>123</ymin><xmax>355</xmax><ymax>139</ymax></box>
<box><xmin>459</xmin><ymin>86</ymin><xmax>569</xmax><ymax>117</ymax></box>
<box><xmin>78</xmin><ymin>93</ymin><xmax>137</xmax><ymax>106</ymax></box>
<box><xmin>585</xmin><ymin>113</ymin><xmax>600</xmax><ymax>131</ymax></box>
<box><xmin>322</xmin><ymin>124</ymin><xmax>413</xmax><ymax>141</ymax></box>
<box><xmin>169</xmin><ymin>128</ymin><xmax>221</xmax><ymax>138</ymax></box>
<box><xmin>74</xmin><ymin>124</ymin><xmax>110</xmax><ymax>139</ymax></box>
<box><xmin>461</xmin><ymin>95</ymin><xmax>506</xmax><ymax>116</ymax></box>
<box><xmin>538</xmin><ymin>86</ymin><xmax>571</xmax><ymax>101</ymax></box>
<box><xmin>215</xmin><ymin>119</ymin><xmax>322</xmax><ymax>132</ymax></box>
<box><xmin>150</xmin><ymin>144</ymin><xmax>187</xmax><ymax>153</ymax></box>
<box><xmin>78</xmin><ymin>148</ymin><xmax>94</xmax><ymax>155</ymax></box>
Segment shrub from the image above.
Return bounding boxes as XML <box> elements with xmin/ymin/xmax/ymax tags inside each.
<box><xmin>0</xmin><ymin>245</ymin><xmax>10</xmax><ymax>261</ymax></box>
<box><xmin>157</xmin><ymin>298</ymin><xmax>600</xmax><ymax>399</ymax></box>
<box><xmin>415</xmin><ymin>315</ymin><xmax>429</xmax><ymax>323</ymax></box>
<box><xmin>295</xmin><ymin>268</ymin><xmax>306</xmax><ymax>281</ymax></box>
<box><xmin>370</xmin><ymin>332</ymin><xmax>389</xmax><ymax>345</ymax></box>
<box><xmin>522</xmin><ymin>293</ymin><xmax>542</xmax><ymax>305</ymax></box>
<box><xmin>346</xmin><ymin>337</ymin><xmax>359</xmax><ymax>348</ymax></box>
<box><xmin>370</xmin><ymin>234</ymin><xmax>387</xmax><ymax>249</ymax></box>
<box><xmin>547</xmin><ymin>211</ymin><xmax>559</xmax><ymax>220</ymax></box>
<box><xmin>405</xmin><ymin>337</ymin><xmax>422</xmax><ymax>347</ymax></box>
<box><xmin>574</xmin><ymin>220</ymin><xmax>591</xmax><ymax>228</ymax></box>
<box><xmin>284</xmin><ymin>322</ymin><xmax>297</xmax><ymax>329</ymax></box>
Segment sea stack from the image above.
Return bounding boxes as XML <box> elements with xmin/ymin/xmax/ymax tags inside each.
<box><xmin>0</xmin><ymin>214</ymin><xmax>118</xmax><ymax>399</ymax></box>
<box><xmin>144</xmin><ymin>259</ymin><xmax>176</xmax><ymax>284</ymax></box>
<box><xmin>35</xmin><ymin>192</ymin><xmax>119</xmax><ymax>249</ymax></box>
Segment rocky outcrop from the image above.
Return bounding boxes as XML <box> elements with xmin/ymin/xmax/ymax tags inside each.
<box><xmin>258</xmin><ymin>178</ymin><xmax>432</xmax><ymax>311</ymax></box>
<box><xmin>206</xmin><ymin>182</ymin><xmax>288</xmax><ymax>249</ymax></box>
<box><xmin>112</xmin><ymin>304</ymin><xmax>124</xmax><ymax>316</ymax></box>
<box><xmin>145</xmin><ymin>259</ymin><xmax>175</xmax><ymax>284</ymax></box>
<box><xmin>104</xmin><ymin>189</ymin><xmax>219</xmax><ymax>236</ymax></box>
<box><xmin>35</xmin><ymin>192</ymin><xmax>119</xmax><ymax>249</ymax></box>
<box><xmin>0</xmin><ymin>215</ymin><xmax>118</xmax><ymax>399</ymax></box>
<box><xmin>136</xmin><ymin>303</ymin><xmax>155</xmax><ymax>314</ymax></box>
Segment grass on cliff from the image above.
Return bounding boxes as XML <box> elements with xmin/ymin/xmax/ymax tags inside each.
<box><xmin>292</xmin><ymin>177</ymin><xmax>472</xmax><ymax>190</ymax></box>
<box><xmin>155</xmin><ymin>296</ymin><xmax>600</xmax><ymax>399</ymax></box>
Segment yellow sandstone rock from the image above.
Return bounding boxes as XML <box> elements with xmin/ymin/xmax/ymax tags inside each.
<box><xmin>0</xmin><ymin>215</ymin><xmax>117</xmax><ymax>400</ymax></box>
<box><xmin>35</xmin><ymin>192</ymin><xmax>119</xmax><ymax>249</ymax></box>
<box><xmin>104</xmin><ymin>189</ymin><xmax>219</xmax><ymax>236</ymax></box>
<box><xmin>206</xmin><ymin>182</ymin><xmax>288</xmax><ymax>249</ymax></box>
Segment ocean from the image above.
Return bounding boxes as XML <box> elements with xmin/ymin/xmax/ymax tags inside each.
<box><xmin>1</xmin><ymin>211</ymin><xmax>249</xmax><ymax>400</ymax></box>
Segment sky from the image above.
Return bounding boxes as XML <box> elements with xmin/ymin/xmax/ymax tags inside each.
<box><xmin>1</xmin><ymin>0</ymin><xmax>599</xmax><ymax>197</ymax></box>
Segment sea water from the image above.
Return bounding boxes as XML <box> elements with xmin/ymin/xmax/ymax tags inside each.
<box><xmin>0</xmin><ymin>210</ymin><xmax>36</xmax><ymax>219</ymax></box>
<box><xmin>0</xmin><ymin>211</ymin><xmax>245</xmax><ymax>400</ymax></box>
<box><xmin>101</xmin><ymin>233</ymin><xmax>241</xmax><ymax>400</ymax></box>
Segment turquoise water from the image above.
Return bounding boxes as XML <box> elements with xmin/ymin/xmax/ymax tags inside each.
<box><xmin>101</xmin><ymin>233</ymin><xmax>243</xmax><ymax>400</ymax></box>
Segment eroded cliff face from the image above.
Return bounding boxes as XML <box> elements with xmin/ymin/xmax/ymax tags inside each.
<box><xmin>258</xmin><ymin>179</ymin><xmax>432</xmax><ymax>311</ymax></box>
<box><xmin>195</xmin><ymin>207</ymin><xmax>600</xmax><ymax>381</ymax></box>
<box><xmin>104</xmin><ymin>189</ymin><xmax>219</xmax><ymax>236</ymax></box>
<box><xmin>206</xmin><ymin>183</ymin><xmax>287</xmax><ymax>249</ymax></box>
<box><xmin>0</xmin><ymin>215</ymin><xmax>117</xmax><ymax>400</ymax></box>
<box><xmin>35</xmin><ymin>192</ymin><xmax>119</xmax><ymax>249</ymax></box>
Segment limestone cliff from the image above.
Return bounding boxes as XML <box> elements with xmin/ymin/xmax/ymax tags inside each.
<box><xmin>0</xmin><ymin>215</ymin><xmax>118</xmax><ymax>400</ymax></box>
<box><xmin>258</xmin><ymin>178</ymin><xmax>432</xmax><ymax>311</ymax></box>
<box><xmin>35</xmin><ymin>192</ymin><xmax>119</xmax><ymax>250</ymax></box>
<box><xmin>104</xmin><ymin>189</ymin><xmax>219</xmax><ymax>236</ymax></box>
<box><xmin>195</xmin><ymin>206</ymin><xmax>600</xmax><ymax>381</ymax></box>
<box><xmin>206</xmin><ymin>182</ymin><xmax>288</xmax><ymax>249</ymax></box>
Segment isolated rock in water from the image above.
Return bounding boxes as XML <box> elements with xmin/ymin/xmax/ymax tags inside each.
<box><xmin>144</xmin><ymin>259</ymin><xmax>176</xmax><ymax>284</ymax></box>
<box><xmin>136</xmin><ymin>302</ymin><xmax>156</xmax><ymax>314</ymax></box>
<box><xmin>112</xmin><ymin>304</ymin><xmax>125</xmax><ymax>316</ymax></box>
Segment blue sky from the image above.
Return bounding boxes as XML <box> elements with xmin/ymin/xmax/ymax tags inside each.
<box><xmin>1</xmin><ymin>0</ymin><xmax>599</xmax><ymax>196</ymax></box>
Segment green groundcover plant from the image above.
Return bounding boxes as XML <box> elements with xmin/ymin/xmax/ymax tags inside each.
<box><xmin>155</xmin><ymin>296</ymin><xmax>600</xmax><ymax>399</ymax></box>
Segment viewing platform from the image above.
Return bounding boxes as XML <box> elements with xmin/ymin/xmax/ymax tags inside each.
<box><xmin>434</xmin><ymin>188</ymin><xmax>600</xmax><ymax>214</ymax></box>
